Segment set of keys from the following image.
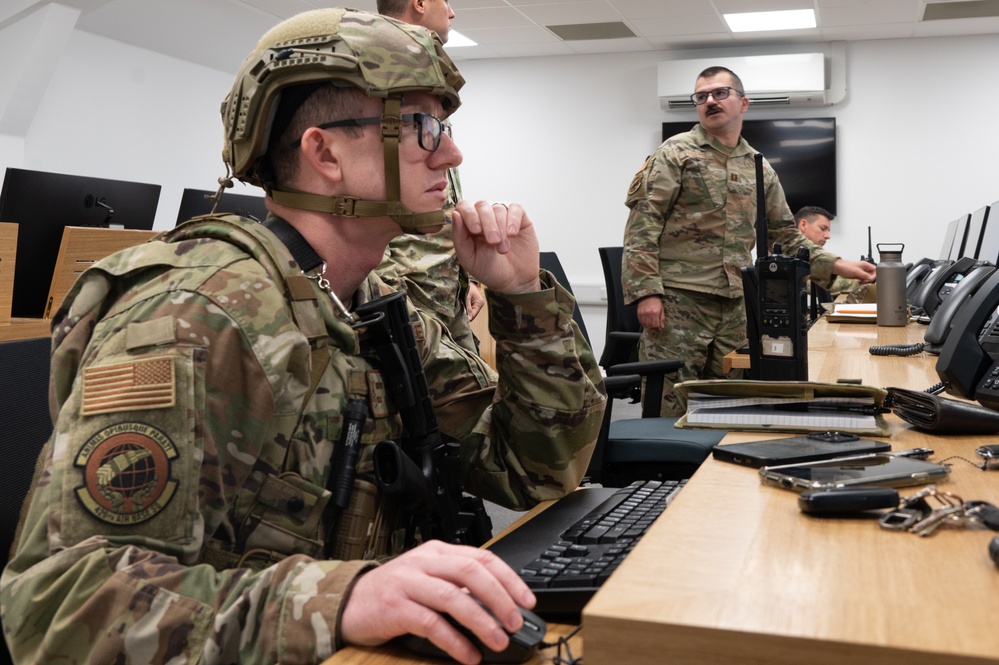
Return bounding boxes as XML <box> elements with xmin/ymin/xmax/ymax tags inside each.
<box><xmin>879</xmin><ymin>486</ymin><xmax>999</xmax><ymax>536</ymax></box>
<box><xmin>800</xmin><ymin>485</ymin><xmax>999</xmax><ymax>537</ymax></box>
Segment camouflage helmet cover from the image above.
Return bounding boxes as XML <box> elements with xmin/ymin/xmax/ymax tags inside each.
<box><xmin>222</xmin><ymin>7</ymin><xmax>465</xmax><ymax>188</ymax></box>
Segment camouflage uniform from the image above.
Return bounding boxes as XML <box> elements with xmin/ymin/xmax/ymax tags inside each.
<box><xmin>622</xmin><ymin>123</ymin><xmax>839</xmax><ymax>416</ymax></box>
<box><xmin>830</xmin><ymin>275</ymin><xmax>865</xmax><ymax>298</ymax></box>
<box><xmin>1</xmin><ymin>217</ymin><xmax>606</xmax><ymax>664</ymax></box>
<box><xmin>379</xmin><ymin>169</ymin><xmax>479</xmax><ymax>353</ymax></box>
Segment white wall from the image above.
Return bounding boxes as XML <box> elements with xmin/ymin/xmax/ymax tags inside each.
<box><xmin>5</xmin><ymin>29</ymin><xmax>999</xmax><ymax>360</ymax></box>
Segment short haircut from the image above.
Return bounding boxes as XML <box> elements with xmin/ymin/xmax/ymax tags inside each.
<box><xmin>377</xmin><ymin>0</ymin><xmax>408</xmax><ymax>18</ymax></box>
<box><xmin>266</xmin><ymin>84</ymin><xmax>370</xmax><ymax>189</ymax></box>
<box><xmin>794</xmin><ymin>206</ymin><xmax>835</xmax><ymax>224</ymax></box>
<box><xmin>696</xmin><ymin>66</ymin><xmax>744</xmax><ymax>93</ymax></box>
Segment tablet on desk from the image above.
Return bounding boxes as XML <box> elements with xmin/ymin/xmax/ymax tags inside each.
<box><xmin>712</xmin><ymin>433</ymin><xmax>890</xmax><ymax>468</ymax></box>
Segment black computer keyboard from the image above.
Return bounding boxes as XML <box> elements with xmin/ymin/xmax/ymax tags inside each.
<box><xmin>487</xmin><ymin>479</ymin><xmax>686</xmax><ymax>622</ymax></box>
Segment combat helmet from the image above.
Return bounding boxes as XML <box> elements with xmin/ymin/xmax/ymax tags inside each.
<box><xmin>220</xmin><ymin>7</ymin><xmax>464</xmax><ymax>230</ymax></box>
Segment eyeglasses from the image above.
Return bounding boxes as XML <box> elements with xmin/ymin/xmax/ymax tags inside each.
<box><xmin>294</xmin><ymin>113</ymin><xmax>452</xmax><ymax>152</ymax></box>
<box><xmin>690</xmin><ymin>86</ymin><xmax>744</xmax><ymax>106</ymax></box>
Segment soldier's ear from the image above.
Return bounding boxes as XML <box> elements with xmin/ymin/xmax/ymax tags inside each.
<box><xmin>299</xmin><ymin>126</ymin><xmax>346</xmax><ymax>185</ymax></box>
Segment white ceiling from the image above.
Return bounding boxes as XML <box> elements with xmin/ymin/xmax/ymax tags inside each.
<box><xmin>5</xmin><ymin>0</ymin><xmax>999</xmax><ymax>73</ymax></box>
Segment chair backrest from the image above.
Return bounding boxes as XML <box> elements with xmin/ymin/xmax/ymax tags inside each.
<box><xmin>598</xmin><ymin>246</ymin><xmax>641</xmax><ymax>367</ymax></box>
<box><xmin>538</xmin><ymin>251</ymin><xmax>590</xmax><ymax>343</ymax></box>
<box><xmin>44</xmin><ymin>226</ymin><xmax>159</xmax><ymax>318</ymax></box>
<box><xmin>0</xmin><ymin>335</ymin><xmax>52</xmax><ymax>665</ymax></box>
<box><xmin>0</xmin><ymin>223</ymin><xmax>18</xmax><ymax>325</ymax></box>
<box><xmin>0</xmin><ymin>336</ymin><xmax>52</xmax><ymax>566</ymax></box>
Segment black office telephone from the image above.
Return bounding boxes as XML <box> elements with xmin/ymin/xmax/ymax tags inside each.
<box><xmin>935</xmin><ymin>268</ymin><xmax>999</xmax><ymax>410</ymax></box>
<box><xmin>905</xmin><ymin>258</ymin><xmax>938</xmax><ymax>302</ymax></box>
<box><xmin>923</xmin><ymin>264</ymin><xmax>997</xmax><ymax>354</ymax></box>
<box><xmin>911</xmin><ymin>256</ymin><xmax>985</xmax><ymax>315</ymax></box>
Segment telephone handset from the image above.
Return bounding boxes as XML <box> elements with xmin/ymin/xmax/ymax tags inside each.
<box><xmin>912</xmin><ymin>256</ymin><xmax>983</xmax><ymax>315</ymax></box>
<box><xmin>935</xmin><ymin>268</ymin><xmax>999</xmax><ymax>409</ymax></box>
<box><xmin>905</xmin><ymin>260</ymin><xmax>937</xmax><ymax>302</ymax></box>
<box><xmin>923</xmin><ymin>264</ymin><xmax>997</xmax><ymax>354</ymax></box>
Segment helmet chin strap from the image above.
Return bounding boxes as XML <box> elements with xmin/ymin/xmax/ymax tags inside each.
<box><xmin>270</xmin><ymin>96</ymin><xmax>445</xmax><ymax>232</ymax></box>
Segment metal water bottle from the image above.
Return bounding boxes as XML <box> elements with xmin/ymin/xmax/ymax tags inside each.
<box><xmin>876</xmin><ymin>243</ymin><xmax>907</xmax><ymax>326</ymax></box>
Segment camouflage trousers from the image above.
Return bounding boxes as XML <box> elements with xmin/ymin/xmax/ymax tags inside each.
<box><xmin>638</xmin><ymin>287</ymin><xmax>746</xmax><ymax>417</ymax></box>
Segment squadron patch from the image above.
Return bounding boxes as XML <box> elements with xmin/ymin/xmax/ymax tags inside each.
<box><xmin>628</xmin><ymin>156</ymin><xmax>652</xmax><ymax>196</ymax></box>
<box><xmin>74</xmin><ymin>422</ymin><xmax>179</xmax><ymax>525</ymax></box>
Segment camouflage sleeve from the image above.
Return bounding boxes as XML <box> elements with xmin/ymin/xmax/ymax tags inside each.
<box><xmin>763</xmin><ymin>164</ymin><xmax>839</xmax><ymax>286</ymax></box>
<box><xmin>425</xmin><ymin>272</ymin><xmax>606</xmax><ymax>510</ymax></box>
<box><xmin>621</xmin><ymin>148</ymin><xmax>678</xmax><ymax>305</ymax></box>
<box><xmin>1</xmin><ymin>251</ymin><xmax>374</xmax><ymax>664</ymax></box>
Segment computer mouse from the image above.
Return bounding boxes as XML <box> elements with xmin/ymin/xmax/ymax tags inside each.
<box><xmin>989</xmin><ymin>534</ymin><xmax>999</xmax><ymax>569</ymax></box>
<box><xmin>398</xmin><ymin>600</ymin><xmax>547</xmax><ymax>663</ymax></box>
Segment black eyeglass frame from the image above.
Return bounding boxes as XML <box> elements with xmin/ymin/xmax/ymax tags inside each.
<box><xmin>291</xmin><ymin>113</ymin><xmax>451</xmax><ymax>151</ymax></box>
<box><xmin>690</xmin><ymin>86</ymin><xmax>745</xmax><ymax>106</ymax></box>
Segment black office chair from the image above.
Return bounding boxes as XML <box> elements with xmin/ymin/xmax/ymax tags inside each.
<box><xmin>598</xmin><ymin>246</ymin><xmax>641</xmax><ymax>370</ymax></box>
<box><xmin>0</xmin><ymin>336</ymin><xmax>53</xmax><ymax>665</ymax></box>
<box><xmin>539</xmin><ymin>251</ymin><xmax>724</xmax><ymax>486</ymax></box>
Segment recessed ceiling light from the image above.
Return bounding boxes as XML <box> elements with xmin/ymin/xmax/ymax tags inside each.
<box><xmin>723</xmin><ymin>9</ymin><xmax>817</xmax><ymax>33</ymax></box>
<box><xmin>444</xmin><ymin>30</ymin><xmax>477</xmax><ymax>48</ymax></box>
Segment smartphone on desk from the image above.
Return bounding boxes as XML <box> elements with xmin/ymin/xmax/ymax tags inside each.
<box><xmin>712</xmin><ymin>433</ymin><xmax>890</xmax><ymax>468</ymax></box>
<box><xmin>759</xmin><ymin>453</ymin><xmax>950</xmax><ymax>492</ymax></box>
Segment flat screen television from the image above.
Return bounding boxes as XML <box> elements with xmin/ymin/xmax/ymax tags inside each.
<box><xmin>175</xmin><ymin>187</ymin><xmax>269</xmax><ymax>225</ymax></box>
<box><xmin>0</xmin><ymin>168</ymin><xmax>160</xmax><ymax>318</ymax></box>
<box><xmin>661</xmin><ymin>118</ymin><xmax>837</xmax><ymax>216</ymax></box>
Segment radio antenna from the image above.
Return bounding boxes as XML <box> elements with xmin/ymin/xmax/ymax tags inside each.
<box><xmin>755</xmin><ymin>153</ymin><xmax>768</xmax><ymax>257</ymax></box>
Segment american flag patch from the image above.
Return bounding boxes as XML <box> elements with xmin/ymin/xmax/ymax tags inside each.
<box><xmin>82</xmin><ymin>357</ymin><xmax>176</xmax><ymax>416</ymax></box>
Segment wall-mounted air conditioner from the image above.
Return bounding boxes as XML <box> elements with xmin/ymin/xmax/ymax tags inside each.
<box><xmin>657</xmin><ymin>48</ymin><xmax>846</xmax><ymax>111</ymax></box>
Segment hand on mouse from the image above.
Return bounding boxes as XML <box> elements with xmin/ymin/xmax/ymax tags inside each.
<box><xmin>339</xmin><ymin>540</ymin><xmax>536</xmax><ymax>665</ymax></box>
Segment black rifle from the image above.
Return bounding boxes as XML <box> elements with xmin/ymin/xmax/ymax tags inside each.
<box><xmin>355</xmin><ymin>291</ymin><xmax>491</xmax><ymax>548</ymax></box>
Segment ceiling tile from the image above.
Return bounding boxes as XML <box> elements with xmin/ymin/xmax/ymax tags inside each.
<box><xmin>454</xmin><ymin>6</ymin><xmax>535</xmax><ymax>29</ymax></box>
<box><xmin>820</xmin><ymin>4</ymin><xmax>919</xmax><ymax>26</ymax></box>
<box><xmin>632</xmin><ymin>14</ymin><xmax>731</xmax><ymax>37</ymax></box>
<box><xmin>612</xmin><ymin>0</ymin><xmax>710</xmax><ymax>18</ymax></box>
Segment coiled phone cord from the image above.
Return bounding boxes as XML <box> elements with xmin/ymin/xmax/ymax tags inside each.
<box><xmin>869</xmin><ymin>342</ymin><xmax>926</xmax><ymax>356</ymax></box>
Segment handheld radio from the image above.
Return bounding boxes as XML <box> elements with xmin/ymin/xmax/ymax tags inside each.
<box><xmin>744</xmin><ymin>153</ymin><xmax>810</xmax><ymax>380</ymax></box>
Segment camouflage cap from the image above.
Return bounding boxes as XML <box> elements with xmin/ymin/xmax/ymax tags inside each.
<box><xmin>222</xmin><ymin>7</ymin><xmax>465</xmax><ymax>188</ymax></box>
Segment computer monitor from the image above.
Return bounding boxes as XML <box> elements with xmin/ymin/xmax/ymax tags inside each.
<box><xmin>175</xmin><ymin>188</ymin><xmax>269</xmax><ymax>225</ymax></box>
<box><xmin>943</xmin><ymin>214</ymin><xmax>970</xmax><ymax>262</ymax></box>
<box><xmin>965</xmin><ymin>205</ymin><xmax>992</xmax><ymax>261</ymax></box>
<box><xmin>977</xmin><ymin>201</ymin><xmax>999</xmax><ymax>264</ymax></box>
<box><xmin>939</xmin><ymin>218</ymin><xmax>960</xmax><ymax>261</ymax></box>
<box><xmin>0</xmin><ymin>167</ymin><xmax>160</xmax><ymax>318</ymax></box>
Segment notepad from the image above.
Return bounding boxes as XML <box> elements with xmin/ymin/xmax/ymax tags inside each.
<box><xmin>685</xmin><ymin>394</ymin><xmax>877</xmax><ymax>430</ymax></box>
<box><xmin>827</xmin><ymin>302</ymin><xmax>879</xmax><ymax>323</ymax></box>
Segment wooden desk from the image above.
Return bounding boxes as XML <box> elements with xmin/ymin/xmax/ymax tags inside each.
<box><xmin>0</xmin><ymin>318</ymin><xmax>51</xmax><ymax>342</ymax></box>
<box><xmin>584</xmin><ymin>319</ymin><xmax>999</xmax><ymax>665</ymax></box>
<box><xmin>328</xmin><ymin>319</ymin><xmax>999</xmax><ymax>665</ymax></box>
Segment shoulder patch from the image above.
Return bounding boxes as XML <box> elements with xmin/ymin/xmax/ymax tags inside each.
<box><xmin>74</xmin><ymin>422</ymin><xmax>179</xmax><ymax>525</ymax></box>
<box><xmin>628</xmin><ymin>156</ymin><xmax>652</xmax><ymax>196</ymax></box>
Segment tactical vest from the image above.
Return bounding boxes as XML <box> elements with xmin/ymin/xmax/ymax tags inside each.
<box><xmin>47</xmin><ymin>215</ymin><xmax>399</xmax><ymax>572</ymax></box>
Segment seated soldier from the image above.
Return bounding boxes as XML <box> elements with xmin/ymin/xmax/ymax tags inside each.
<box><xmin>0</xmin><ymin>9</ymin><xmax>606</xmax><ymax>665</ymax></box>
